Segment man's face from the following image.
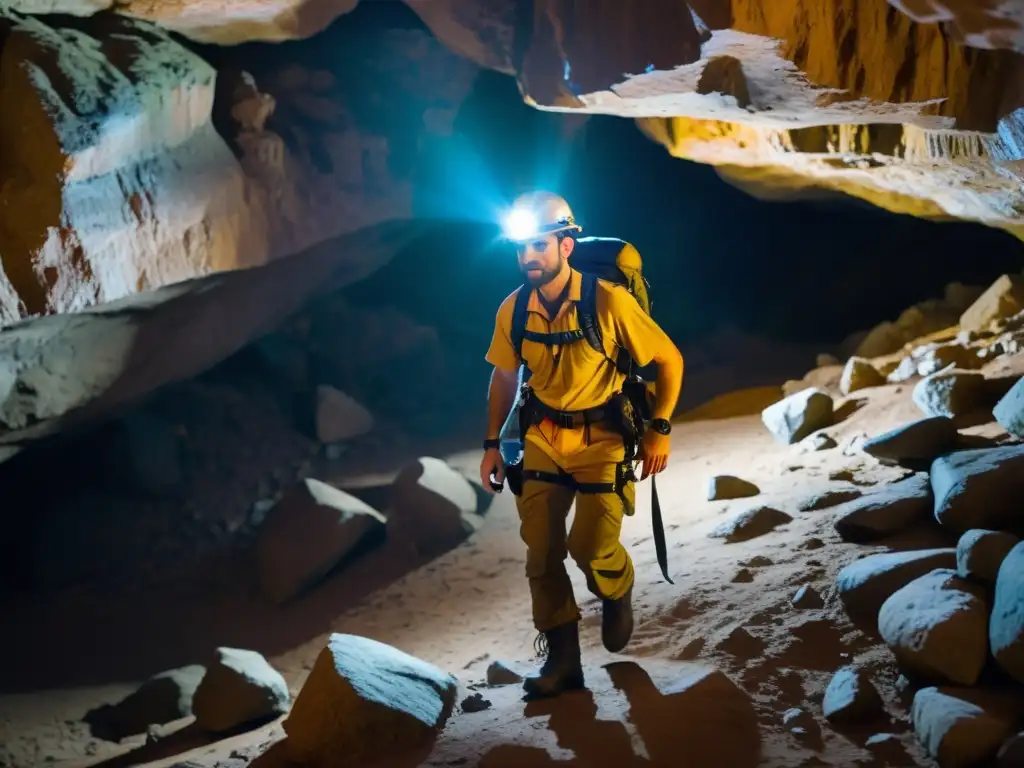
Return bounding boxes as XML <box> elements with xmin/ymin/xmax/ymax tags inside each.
<box><xmin>517</xmin><ymin>234</ymin><xmax>572</xmax><ymax>287</ymax></box>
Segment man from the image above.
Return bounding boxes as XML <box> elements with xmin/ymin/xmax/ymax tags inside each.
<box><xmin>479</xmin><ymin>191</ymin><xmax>684</xmax><ymax>699</ymax></box>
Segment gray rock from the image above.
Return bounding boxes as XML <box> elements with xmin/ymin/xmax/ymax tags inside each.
<box><xmin>959</xmin><ymin>274</ymin><xmax>1024</xmax><ymax>332</ymax></box>
<box><xmin>460</xmin><ymin>693</ymin><xmax>492</xmax><ymax>713</ymax></box>
<box><xmin>284</xmin><ymin>633</ymin><xmax>457</xmax><ymax>766</ymax></box>
<box><xmin>315</xmin><ymin>385</ymin><xmax>374</xmax><ymax>443</ymax></box>
<box><xmin>707</xmin><ymin>474</ymin><xmax>760</xmax><ymax>501</ymax></box>
<box><xmin>833</xmin><ymin>473</ymin><xmax>932</xmax><ymax>543</ymax></box>
<box><xmin>792</xmin><ymin>585</ymin><xmax>824</xmax><ymax>609</ymax></box>
<box><xmin>797</xmin><ymin>487</ymin><xmax>862</xmax><ymax>512</ymax></box>
<box><xmin>804</xmin><ymin>432</ymin><xmax>838</xmax><ymax>451</ymax></box>
<box><xmin>255</xmin><ymin>479</ymin><xmax>386</xmax><ymax>605</ymax></box>
<box><xmin>192</xmin><ymin>648</ymin><xmax>290</xmax><ymax>733</ymax></box>
<box><xmin>912</xmin><ymin>686</ymin><xmax>1018</xmax><ymax>766</ymax></box>
<box><xmin>993</xmin><ymin>377</ymin><xmax>1024</xmax><ymax>438</ymax></box>
<box><xmin>761</xmin><ymin>388</ymin><xmax>834</xmax><ymax>445</ymax></box>
<box><xmin>840</xmin><ymin>357</ymin><xmax>886</xmax><ymax>395</ymax></box>
<box><xmin>709</xmin><ymin>506</ymin><xmax>793</xmax><ymax>543</ymax></box>
<box><xmin>878</xmin><ymin>569</ymin><xmax>989</xmax><ymax>685</ymax></box>
<box><xmin>389</xmin><ymin>457</ymin><xmax>482</xmax><ymax>557</ymax></box>
<box><xmin>822</xmin><ymin>666</ymin><xmax>882</xmax><ymax>723</ymax></box>
<box><xmin>486</xmin><ymin>661</ymin><xmax>523</xmax><ymax>686</ymax></box>
<box><xmin>913</xmin><ymin>370</ymin><xmax>988</xmax><ymax>419</ymax></box>
<box><xmin>83</xmin><ymin>665</ymin><xmax>205</xmax><ymax>741</ymax></box>
<box><xmin>931</xmin><ymin>445</ymin><xmax>1024</xmax><ymax>535</ymax></box>
<box><xmin>991</xmin><ymin>542</ymin><xmax>1024</xmax><ymax>684</ymax></box>
<box><xmin>861</xmin><ymin>416</ymin><xmax>960</xmax><ymax>470</ymax></box>
<box><xmin>957</xmin><ymin>529</ymin><xmax>1020</xmax><ymax>585</ymax></box>
<box><xmin>836</xmin><ymin>548</ymin><xmax>957</xmax><ymax>623</ymax></box>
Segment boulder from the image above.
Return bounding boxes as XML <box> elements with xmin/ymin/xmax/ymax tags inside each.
<box><xmin>761</xmin><ymin>388</ymin><xmax>834</xmax><ymax>445</ymax></box>
<box><xmin>706</xmin><ymin>475</ymin><xmax>760</xmax><ymax>501</ymax></box>
<box><xmin>959</xmin><ymin>274</ymin><xmax>1024</xmax><ymax>332</ymax></box>
<box><xmin>254</xmin><ymin>478</ymin><xmax>386</xmax><ymax>605</ymax></box>
<box><xmin>861</xmin><ymin>417</ymin><xmax>960</xmax><ymax>470</ymax></box>
<box><xmin>822</xmin><ymin>666</ymin><xmax>882</xmax><ymax>723</ymax></box>
<box><xmin>957</xmin><ymin>529</ymin><xmax>1020</xmax><ymax>585</ymax></box>
<box><xmin>931</xmin><ymin>445</ymin><xmax>1024</xmax><ymax>535</ymax></box>
<box><xmin>314</xmin><ymin>385</ymin><xmax>374</xmax><ymax>443</ymax></box>
<box><xmin>83</xmin><ymin>665</ymin><xmax>205</xmax><ymax>741</ymax></box>
<box><xmin>792</xmin><ymin>585</ymin><xmax>824</xmax><ymax>609</ymax></box>
<box><xmin>993</xmin><ymin>377</ymin><xmax>1024</xmax><ymax>438</ymax></box>
<box><xmin>798</xmin><ymin>487</ymin><xmax>862</xmax><ymax>512</ymax></box>
<box><xmin>912</xmin><ymin>370</ymin><xmax>988</xmax><ymax>419</ymax></box>
<box><xmin>915</xmin><ymin>343</ymin><xmax>983</xmax><ymax>376</ymax></box>
<box><xmin>888</xmin><ymin>355</ymin><xmax>920</xmax><ymax>383</ymax></box>
<box><xmin>998</xmin><ymin>733</ymin><xmax>1024</xmax><ymax>766</ymax></box>
<box><xmin>388</xmin><ymin>457</ymin><xmax>482</xmax><ymax>557</ymax></box>
<box><xmin>708</xmin><ymin>506</ymin><xmax>793</xmax><ymax>543</ymax></box>
<box><xmin>839</xmin><ymin>357</ymin><xmax>886</xmax><ymax>395</ymax></box>
<box><xmin>833</xmin><ymin>473</ymin><xmax>932</xmax><ymax>543</ymax></box>
<box><xmin>284</xmin><ymin>633</ymin><xmax>457</xmax><ymax>766</ymax></box>
<box><xmin>912</xmin><ymin>687</ymin><xmax>1017</xmax><ymax>767</ymax></box>
<box><xmin>878</xmin><ymin>569</ymin><xmax>989</xmax><ymax>686</ymax></box>
<box><xmin>192</xmin><ymin>648</ymin><xmax>290</xmax><ymax>733</ymax></box>
<box><xmin>991</xmin><ymin>542</ymin><xmax>1024</xmax><ymax>683</ymax></box>
<box><xmin>836</xmin><ymin>548</ymin><xmax>957</xmax><ymax>624</ymax></box>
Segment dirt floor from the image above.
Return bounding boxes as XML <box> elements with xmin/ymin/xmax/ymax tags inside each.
<box><xmin>2</xmin><ymin>366</ymin><xmax>1020</xmax><ymax>768</ymax></box>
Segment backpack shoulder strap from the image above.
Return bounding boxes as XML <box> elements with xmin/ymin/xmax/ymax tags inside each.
<box><xmin>576</xmin><ymin>272</ymin><xmax>604</xmax><ymax>354</ymax></box>
<box><xmin>510</xmin><ymin>284</ymin><xmax>531</xmax><ymax>359</ymax></box>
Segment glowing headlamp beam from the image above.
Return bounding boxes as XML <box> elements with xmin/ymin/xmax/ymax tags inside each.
<box><xmin>502</xmin><ymin>208</ymin><xmax>539</xmax><ymax>241</ymax></box>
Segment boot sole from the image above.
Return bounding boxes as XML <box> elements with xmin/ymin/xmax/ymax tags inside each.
<box><xmin>522</xmin><ymin>673</ymin><xmax>586</xmax><ymax>700</ymax></box>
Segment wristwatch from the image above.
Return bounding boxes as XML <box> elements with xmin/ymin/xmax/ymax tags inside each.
<box><xmin>649</xmin><ymin>418</ymin><xmax>671</xmax><ymax>435</ymax></box>
<box><xmin>483</xmin><ymin>438</ymin><xmax>501</xmax><ymax>450</ymax></box>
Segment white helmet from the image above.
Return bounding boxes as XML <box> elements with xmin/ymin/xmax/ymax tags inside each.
<box><xmin>502</xmin><ymin>191</ymin><xmax>583</xmax><ymax>242</ymax></box>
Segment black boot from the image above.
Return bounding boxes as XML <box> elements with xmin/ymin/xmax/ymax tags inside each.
<box><xmin>522</xmin><ymin>621</ymin><xmax>585</xmax><ymax>699</ymax></box>
<box><xmin>602</xmin><ymin>584</ymin><xmax>634</xmax><ymax>653</ymax></box>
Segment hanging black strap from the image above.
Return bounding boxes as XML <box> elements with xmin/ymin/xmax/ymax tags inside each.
<box><xmin>650</xmin><ymin>475</ymin><xmax>672</xmax><ymax>584</ymax></box>
<box><xmin>522</xmin><ymin>328</ymin><xmax>586</xmax><ymax>346</ymax></box>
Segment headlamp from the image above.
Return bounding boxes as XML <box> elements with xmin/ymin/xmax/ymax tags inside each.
<box><xmin>502</xmin><ymin>207</ymin><xmax>538</xmax><ymax>242</ymax></box>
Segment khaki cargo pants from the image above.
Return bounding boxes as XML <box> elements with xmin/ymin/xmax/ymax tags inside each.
<box><xmin>514</xmin><ymin>419</ymin><xmax>636</xmax><ymax>632</ymax></box>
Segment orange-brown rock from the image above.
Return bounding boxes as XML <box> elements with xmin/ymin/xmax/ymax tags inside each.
<box><xmin>405</xmin><ymin>0</ymin><xmax>1024</xmax><ymax>237</ymax></box>
<box><xmin>0</xmin><ymin>12</ymin><xmax>478</xmax><ymax>326</ymax></box>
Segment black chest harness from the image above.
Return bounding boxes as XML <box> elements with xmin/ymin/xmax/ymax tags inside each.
<box><xmin>505</xmin><ymin>273</ymin><xmax>672</xmax><ymax>584</ymax></box>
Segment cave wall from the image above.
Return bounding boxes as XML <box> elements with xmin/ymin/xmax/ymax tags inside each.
<box><xmin>0</xmin><ymin>6</ymin><xmax>477</xmax><ymax>325</ymax></box>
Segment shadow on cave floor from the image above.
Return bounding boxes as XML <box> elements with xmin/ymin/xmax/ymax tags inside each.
<box><xmin>371</xmin><ymin>661</ymin><xmax>762</xmax><ymax>768</ymax></box>
<box><xmin>0</xmin><ymin>426</ymin><xmax>502</xmax><ymax>694</ymax></box>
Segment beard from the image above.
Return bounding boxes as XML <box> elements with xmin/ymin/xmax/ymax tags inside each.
<box><xmin>521</xmin><ymin>262</ymin><xmax>562</xmax><ymax>287</ymax></box>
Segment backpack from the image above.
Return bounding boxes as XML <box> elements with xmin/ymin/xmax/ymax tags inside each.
<box><xmin>510</xmin><ymin>236</ymin><xmax>653</xmax><ymax>380</ymax></box>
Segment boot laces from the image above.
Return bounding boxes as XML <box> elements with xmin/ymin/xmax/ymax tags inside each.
<box><xmin>533</xmin><ymin>631</ymin><xmax>549</xmax><ymax>658</ymax></box>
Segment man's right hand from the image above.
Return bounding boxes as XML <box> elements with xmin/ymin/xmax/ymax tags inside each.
<box><xmin>480</xmin><ymin>447</ymin><xmax>505</xmax><ymax>494</ymax></box>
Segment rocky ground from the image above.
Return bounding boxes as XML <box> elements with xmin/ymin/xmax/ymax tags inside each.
<box><xmin>1</xmin><ymin>275</ymin><xmax>1024</xmax><ymax>767</ymax></box>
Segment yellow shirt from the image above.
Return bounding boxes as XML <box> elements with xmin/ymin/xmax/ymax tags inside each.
<box><xmin>485</xmin><ymin>268</ymin><xmax>671</xmax><ymax>412</ymax></box>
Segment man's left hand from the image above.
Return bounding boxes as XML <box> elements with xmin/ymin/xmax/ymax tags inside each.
<box><xmin>639</xmin><ymin>430</ymin><xmax>671</xmax><ymax>480</ymax></box>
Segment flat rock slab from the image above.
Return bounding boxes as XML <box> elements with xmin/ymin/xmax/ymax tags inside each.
<box><xmin>931</xmin><ymin>445</ymin><xmax>1024</xmax><ymax>535</ymax></box>
<box><xmin>833</xmin><ymin>473</ymin><xmax>932</xmax><ymax>543</ymax></box>
<box><xmin>861</xmin><ymin>416</ymin><xmax>960</xmax><ymax>470</ymax></box>
<box><xmin>836</xmin><ymin>548</ymin><xmax>957</xmax><ymax>625</ymax></box>
<box><xmin>709</xmin><ymin>506</ymin><xmax>793</xmax><ymax>543</ymax></box>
